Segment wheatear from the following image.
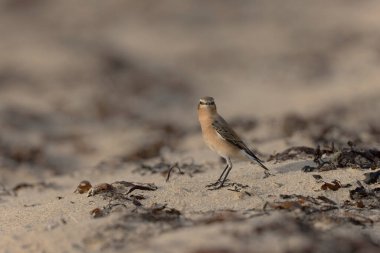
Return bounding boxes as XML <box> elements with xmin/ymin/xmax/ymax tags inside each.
<box><xmin>198</xmin><ymin>96</ymin><xmax>269</xmax><ymax>189</ymax></box>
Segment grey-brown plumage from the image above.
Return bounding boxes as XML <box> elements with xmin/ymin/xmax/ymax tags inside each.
<box><xmin>212</xmin><ymin>118</ymin><xmax>268</xmax><ymax>171</ymax></box>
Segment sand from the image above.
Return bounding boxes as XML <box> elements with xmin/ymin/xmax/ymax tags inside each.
<box><xmin>1</xmin><ymin>1</ymin><xmax>380</xmax><ymax>252</ymax></box>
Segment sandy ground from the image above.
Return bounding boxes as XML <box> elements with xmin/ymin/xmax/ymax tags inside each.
<box><xmin>1</xmin><ymin>1</ymin><xmax>380</xmax><ymax>252</ymax></box>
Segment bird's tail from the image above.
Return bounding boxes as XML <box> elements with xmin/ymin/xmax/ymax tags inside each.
<box><xmin>241</xmin><ymin>150</ymin><xmax>269</xmax><ymax>171</ymax></box>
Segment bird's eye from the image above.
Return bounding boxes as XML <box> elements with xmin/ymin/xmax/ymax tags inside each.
<box><xmin>200</xmin><ymin>101</ymin><xmax>214</xmax><ymax>105</ymax></box>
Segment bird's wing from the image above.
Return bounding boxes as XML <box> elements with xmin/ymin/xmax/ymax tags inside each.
<box><xmin>212</xmin><ymin>117</ymin><xmax>268</xmax><ymax>170</ymax></box>
<box><xmin>212</xmin><ymin>117</ymin><xmax>246</xmax><ymax>149</ymax></box>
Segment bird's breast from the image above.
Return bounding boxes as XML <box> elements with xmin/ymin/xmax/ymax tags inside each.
<box><xmin>201</xmin><ymin>125</ymin><xmax>241</xmax><ymax>158</ymax></box>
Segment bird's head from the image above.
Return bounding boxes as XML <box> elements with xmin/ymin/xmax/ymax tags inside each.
<box><xmin>198</xmin><ymin>96</ymin><xmax>217</xmax><ymax>113</ymax></box>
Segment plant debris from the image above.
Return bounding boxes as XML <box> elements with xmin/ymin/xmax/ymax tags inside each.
<box><xmin>335</xmin><ymin>146</ymin><xmax>380</xmax><ymax>169</ymax></box>
<box><xmin>265</xmin><ymin>194</ymin><xmax>337</xmax><ymax>214</ymax></box>
<box><xmin>237</xmin><ymin>214</ymin><xmax>380</xmax><ymax>252</ymax></box>
<box><xmin>12</xmin><ymin>182</ymin><xmax>58</xmax><ymax>195</ymax></box>
<box><xmin>113</xmin><ymin>181</ymin><xmax>158</xmax><ymax>195</ymax></box>
<box><xmin>81</xmin><ymin>181</ymin><xmax>159</xmax><ymax>220</ymax></box>
<box><xmin>74</xmin><ymin>180</ymin><xmax>92</xmax><ymax>194</ymax></box>
<box><xmin>264</xmin><ymin>193</ymin><xmax>375</xmax><ymax>227</ymax></box>
<box><xmin>133</xmin><ymin>159</ymin><xmax>204</xmax><ymax>181</ymax></box>
<box><xmin>321</xmin><ymin>180</ymin><xmax>341</xmax><ymax>191</ymax></box>
<box><xmin>86</xmin><ymin>181</ymin><xmax>157</xmax><ymax>198</ymax></box>
<box><xmin>165</xmin><ymin>162</ymin><xmax>182</xmax><ymax>182</ymax></box>
<box><xmin>349</xmin><ymin>181</ymin><xmax>380</xmax><ymax>208</ymax></box>
<box><xmin>90</xmin><ymin>207</ymin><xmax>106</xmax><ymax>218</ymax></box>
<box><xmin>312</xmin><ymin>174</ymin><xmax>323</xmax><ymax>182</ymax></box>
<box><xmin>226</xmin><ymin>183</ymin><xmax>249</xmax><ymax>193</ymax></box>
<box><xmin>320</xmin><ymin>180</ymin><xmax>351</xmax><ymax>191</ymax></box>
<box><xmin>316</xmin><ymin>196</ymin><xmax>337</xmax><ymax>205</ymax></box>
<box><xmin>87</xmin><ymin>183</ymin><xmax>115</xmax><ymax>197</ymax></box>
<box><xmin>302</xmin><ymin>144</ymin><xmax>380</xmax><ymax>172</ymax></box>
<box><xmin>83</xmin><ymin>202</ymin><xmax>184</xmax><ymax>250</ymax></box>
<box><xmin>363</xmin><ymin>170</ymin><xmax>380</xmax><ymax>184</ymax></box>
<box><xmin>138</xmin><ymin>203</ymin><xmax>182</xmax><ymax>223</ymax></box>
<box><xmin>268</xmin><ymin>146</ymin><xmax>316</xmax><ymax>162</ymax></box>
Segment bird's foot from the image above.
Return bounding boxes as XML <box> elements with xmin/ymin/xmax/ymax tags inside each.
<box><xmin>205</xmin><ymin>180</ymin><xmax>228</xmax><ymax>190</ymax></box>
<box><xmin>205</xmin><ymin>180</ymin><xmax>221</xmax><ymax>188</ymax></box>
<box><xmin>206</xmin><ymin>184</ymin><xmax>224</xmax><ymax>190</ymax></box>
<box><xmin>263</xmin><ymin>170</ymin><xmax>274</xmax><ymax>178</ymax></box>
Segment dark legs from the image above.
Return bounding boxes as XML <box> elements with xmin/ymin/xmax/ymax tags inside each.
<box><xmin>206</xmin><ymin>158</ymin><xmax>232</xmax><ymax>189</ymax></box>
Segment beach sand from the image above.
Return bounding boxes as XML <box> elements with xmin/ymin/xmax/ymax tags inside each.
<box><xmin>1</xmin><ymin>1</ymin><xmax>380</xmax><ymax>252</ymax></box>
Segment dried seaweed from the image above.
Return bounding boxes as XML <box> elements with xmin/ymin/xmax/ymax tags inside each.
<box><xmin>302</xmin><ymin>144</ymin><xmax>380</xmax><ymax>172</ymax></box>
<box><xmin>114</xmin><ymin>181</ymin><xmax>158</xmax><ymax>195</ymax></box>
<box><xmin>165</xmin><ymin>162</ymin><xmax>182</xmax><ymax>182</ymax></box>
<box><xmin>130</xmin><ymin>203</ymin><xmax>182</xmax><ymax>223</ymax></box>
<box><xmin>12</xmin><ymin>181</ymin><xmax>58</xmax><ymax>195</ymax></box>
<box><xmin>83</xmin><ymin>202</ymin><xmax>185</xmax><ymax>249</ymax></box>
<box><xmin>90</xmin><ymin>207</ymin><xmax>105</xmax><ymax>218</ymax></box>
<box><xmin>312</xmin><ymin>174</ymin><xmax>323</xmax><ymax>182</ymax></box>
<box><xmin>268</xmin><ymin>146</ymin><xmax>316</xmax><ymax>162</ymax></box>
<box><xmin>349</xmin><ymin>181</ymin><xmax>380</xmax><ymax>208</ymax></box>
<box><xmin>317</xmin><ymin>196</ymin><xmax>337</xmax><ymax>205</ymax></box>
<box><xmin>321</xmin><ymin>180</ymin><xmax>341</xmax><ymax>191</ymax></box>
<box><xmin>231</xmin><ymin>214</ymin><xmax>379</xmax><ymax>253</ymax></box>
<box><xmin>133</xmin><ymin>159</ymin><xmax>204</xmax><ymax>181</ymax></box>
<box><xmin>364</xmin><ymin>170</ymin><xmax>380</xmax><ymax>184</ymax></box>
<box><xmin>86</xmin><ymin>181</ymin><xmax>157</xmax><ymax>198</ymax></box>
<box><xmin>82</xmin><ymin>180</ymin><xmax>158</xmax><ymax>221</ymax></box>
<box><xmin>320</xmin><ymin>180</ymin><xmax>351</xmax><ymax>191</ymax></box>
<box><xmin>335</xmin><ymin>147</ymin><xmax>380</xmax><ymax>169</ymax></box>
<box><xmin>265</xmin><ymin>194</ymin><xmax>337</xmax><ymax>214</ymax></box>
<box><xmin>74</xmin><ymin>180</ymin><xmax>92</xmax><ymax>194</ymax></box>
<box><xmin>87</xmin><ymin>183</ymin><xmax>115</xmax><ymax>197</ymax></box>
<box><xmin>264</xmin><ymin>193</ymin><xmax>375</xmax><ymax>227</ymax></box>
<box><xmin>226</xmin><ymin>183</ymin><xmax>249</xmax><ymax>193</ymax></box>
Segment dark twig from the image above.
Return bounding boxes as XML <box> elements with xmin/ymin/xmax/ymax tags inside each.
<box><xmin>166</xmin><ymin>162</ymin><xmax>180</xmax><ymax>182</ymax></box>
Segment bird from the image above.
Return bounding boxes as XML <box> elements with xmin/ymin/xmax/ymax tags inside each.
<box><xmin>197</xmin><ymin>96</ymin><xmax>269</xmax><ymax>189</ymax></box>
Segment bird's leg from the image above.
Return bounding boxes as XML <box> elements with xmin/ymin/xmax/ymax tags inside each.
<box><xmin>206</xmin><ymin>163</ymin><xmax>229</xmax><ymax>187</ymax></box>
<box><xmin>206</xmin><ymin>158</ymin><xmax>233</xmax><ymax>190</ymax></box>
<box><xmin>217</xmin><ymin>158</ymin><xmax>232</xmax><ymax>188</ymax></box>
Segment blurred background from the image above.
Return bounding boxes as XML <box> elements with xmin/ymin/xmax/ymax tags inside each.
<box><xmin>1</xmin><ymin>0</ymin><xmax>380</xmax><ymax>183</ymax></box>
